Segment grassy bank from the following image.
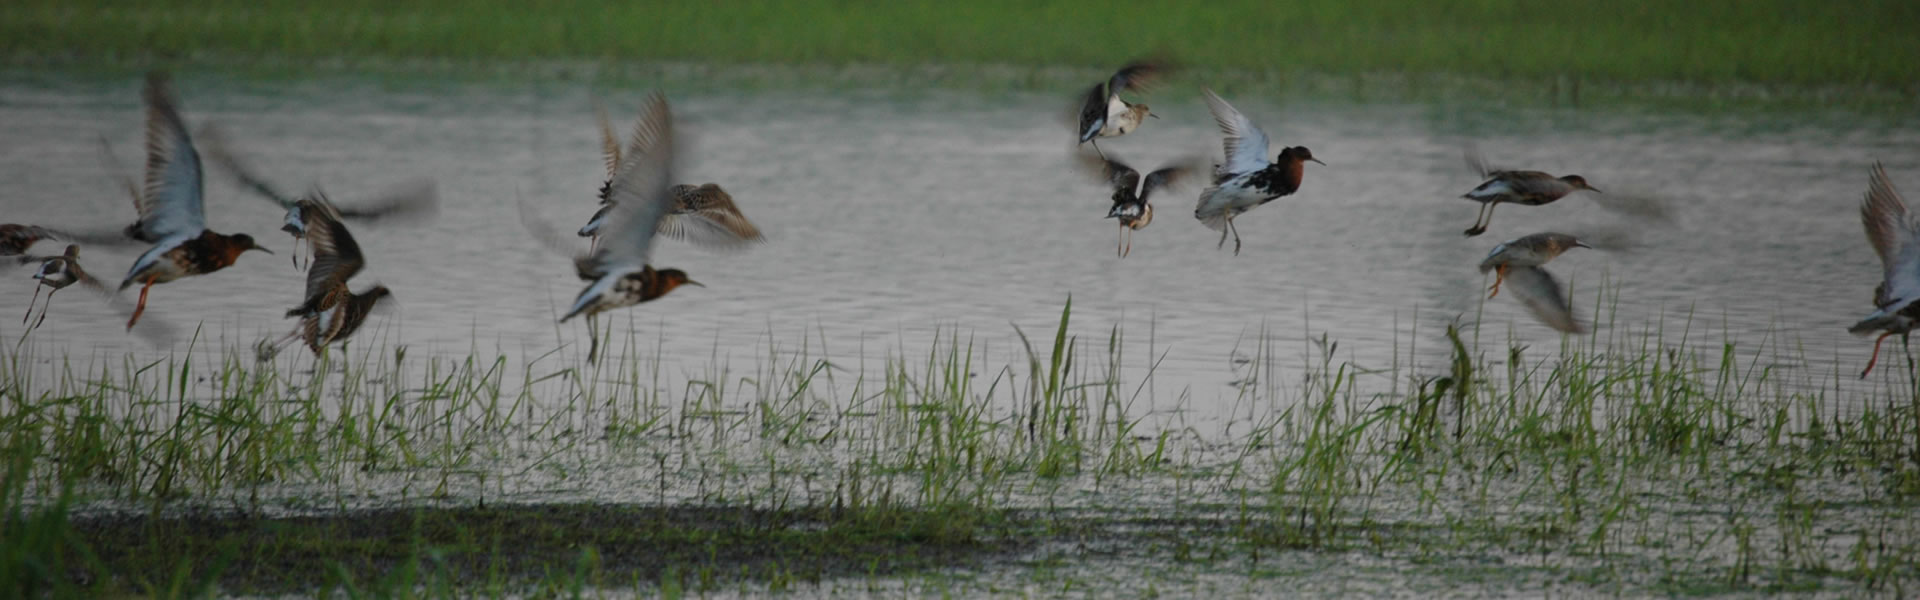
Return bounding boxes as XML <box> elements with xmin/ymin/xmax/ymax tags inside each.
<box><xmin>3</xmin><ymin>0</ymin><xmax>1916</xmax><ymax>90</ymax></box>
<box><xmin>5</xmin><ymin>300</ymin><xmax>1920</xmax><ymax>595</ymax></box>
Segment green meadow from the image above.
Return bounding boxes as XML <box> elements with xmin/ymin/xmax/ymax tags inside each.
<box><xmin>3</xmin><ymin>0</ymin><xmax>1916</xmax><ymax>89</ymax></box>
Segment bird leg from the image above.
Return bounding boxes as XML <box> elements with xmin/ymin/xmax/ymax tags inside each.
<box><xmin>1464</xmin><ymin>203</ymin><xmax>1495</xmax><ymax>237</ymax></box>
<box><xmin>22</xmin><ymin>284</ymin><xmax>42</xmax><ymax>325</ymax></box>
<box><xmin>126</xmin><ymin>278</ymin><xmax>155</xmax><ymax>330</ymax></box>
<box><xmin>1122</xmin><ymin>228</ymin><xmax>1134</xmax><ymax>258</ymax></box>
<box><xmin>1090</xmin><ymin>139</ymin><xmax>1107</xmax><ymax>159</ymax></box>
<box><xmin>1116</xmin><ymin>225</ymin><xmax>1125</xmax><ymax>258</ymax></box>
<box><xmin>30</xmin><ymin>288</ymin><xmax>56</xmax><ymax>329</ymax></box>
<box><xmin>1229</xmin><ymin>218</ymin><xmax>1243</xmax><ymax>256</ymax></box>
<box><xmin>1487</xmin><ymin>265</ymin><xmax>1510</xmax><ymax>299</ymax></box>
<box><xmin>1216</xmin><ymin>219</ymin><xmax>1231</xmax><ymax>250</ymax></box>
<box><xmin>1861</xmin><ymin>331</ymin><xmax>1899</xmax><ymax>379</ymax></box>
<box><xmin>586</xmin><ymin>313</ymin><xmax>601</xmax><ymax>365</ymax></box>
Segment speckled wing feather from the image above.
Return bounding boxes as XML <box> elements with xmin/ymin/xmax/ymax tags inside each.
<box><xmin>655</xmin><ymin>184</ymin><xmax>763</xmax><ymax>248</ymax></box>
<box><xmin>134</xmin><ymin>72</ymin><xmax>208</xmax><ymax>241</ymax></box>
<box><xmin>1203</xmin><ymin>89</ymin><xmax>1270</xmax><ymax>176</ymax></box>
<box><xmin>584</xmin><ymin>92</ymin><xmax>678</xmax><ymax>277</ymax></box>
<box><xmin>1503</xmin><ymin>266</ymin><xmax>1586</xmax><ymax>334</ymax></box>
<box><xmin>595</xmin><ymin>100</ymin><xmax>622</xmax><ymax>180</ymax></box>
<box><xmin>1860</xmin><ymin>162</ymin><xmax>1920</xmax><ymax>313</ymax></box>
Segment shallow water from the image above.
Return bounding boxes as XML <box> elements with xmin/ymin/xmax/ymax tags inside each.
<box><xmin>3</xmin><ymin>73</ymin><xmax>1918</xmax><ymax>423</ymax></box>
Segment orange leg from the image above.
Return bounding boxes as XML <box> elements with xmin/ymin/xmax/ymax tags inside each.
<box><xmin>1861</xmin><ymin>332</ymin><xmax>1900</xmax><ymax>379</ymax></box>
<box><xmin>1487</xmin><ymin>265</ymin><xmax>1510</xmax><ymax>299</ymax></box>
<box><xmin>127</xmin><ymin>278</ymin><xmax>155</xmax><ymax>330</ymax></box>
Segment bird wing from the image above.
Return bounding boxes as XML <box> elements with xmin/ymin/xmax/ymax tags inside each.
<box><xmin>1462</xmin><ymin>146</ymin><xmax>1500</xmax><ymax>179</ymax></box>
<box><xmin>518</xmin><ymin>188</ymin><xmax>581</xmax><ymax>259</ymax></box>
<box><xmin>1106</xmin><ymin>60</ymin><xmax>1165</xmax><ymax>96</ymax></box>
<box><xmin>1861</xmin><ymin>162</ymin><xmax>1920</xmax><ymax>311</ymax></box>
<box><xmin>1204</xmin><ymin>89</ymin><xmax>1270</xmax><ymax>175</ymax></box>
<box><xmin>196</xmin><ymin>123</ymin><xmax>297</xmax><ymax>209</ymax></box>
<box><xmin>332</xmin><ymin>179</ymin><xmax>439</xmax><ymax>225</ymax></box>
<box><xmin>134</xmin><ymin>72</ymin><xmax>207</xmax><ymax>241</ymax></box>
<box><xmin>294</xmin><ymin>194</ymin><xmax>366</xmax><ymax>314</ymax></box>
<box><xmin>594</xmin><ymin>99</ymin><xmax>622</xmax><ymax>180</ymax></box>
<box><xmin>655</xmin><ymin>183</ymin><xmax>764</xmax><ymax>248</ymax></box>
<box><xmin>1503</xmin><ymin>266</ymin><xmax>1586</xmax><ymax>334</ymax></box>
<box><xmin>1075</xmin><ymin>83</ymin><xmax>1107</xmax><ymax>143</ymax></box>
<box><xmin>582</xmin><ymin>92</ymin><xmax>678</xmax><ymax>276</ymax></box>
<box><xmin>96</xmin><ymin>136</ymin><xmax>145</xmax><ymax>209</ymax></box>
<box><xmin>1140</xmin><ymin>158</ymin><xmax>1204</xmax><ymax>201</ymax></box>
<box><xmin>1072</xmin><ymin>150</ymin><xmax>1140</xmax><ymax>192</ymax></box>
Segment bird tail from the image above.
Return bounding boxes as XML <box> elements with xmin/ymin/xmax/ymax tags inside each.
<box><xmin>1850</xmin><ymin>311</ymin><xmax>1901</xmax><ymax>336</ymax></box>
<box><xmin>1194</xmin><ymin>188</ymin><xmax>1231</xmax><ymax>231</ymax></box>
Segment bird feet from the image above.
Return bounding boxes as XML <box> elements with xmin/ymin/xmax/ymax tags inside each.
<box><xmin>1463</xmin><ymin>224</ymin><xmax>1488</xmax><ymax>237</ymax></box>
<box><xmin>1487</xmin><ymin>266</ymin><xmax>1509</xmax><ymax>299</ymax></box>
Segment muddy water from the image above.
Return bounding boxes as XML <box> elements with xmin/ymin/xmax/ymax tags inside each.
<box><xmin>2</xmin><ymin>74</ymin><xmax>1918</xmax><ymax>423</ymax></box>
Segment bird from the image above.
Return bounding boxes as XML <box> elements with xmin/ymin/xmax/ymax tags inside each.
<box><xmin>198</xmin><ymin>124</ymin><xmax>437</xmax><ymax>269</ymax></box>
<box><xmin>263</xmin><ymin>192</ymin><xmax>393</xmax><ymax>356</ymax></box>
<box><xmin>1193</xmin><ymin>89</ymin><xmax>1323</xmax><ymax>255</ymax></box>
<box><xmin>1477</xmin><ymin>232</ymin><xmax>1591</xmax><ymax>299</ymax></box>
<box><xmin>523</xmin><ymin>92</ymin><xmax>703</xmax><ymax>364</ymax></box>
<box><xmin>577</xmin><ymin>103</ymin><xmax>763</xmax><ymax>251</ymax></box>
<box><xmin>1074</xmin><ymin>60</ymin><xmax>1166</xmax><ymax>157</ymax></box>
<box><xmin>1479</xmin><ymin>233</ymin><xmax>1590</xmax><ymax>334</ymax></box>
<box><xmin>1848</xmin><ymin>163</ymin><xmax>1920</xmax><ymax>378</ymax></box>
<box><xmin>15</xmin><ymin>245</ymin><xmax>106</xmax><ymax>329</ymax></box>
<box><xmin>1459</xmin><ymin>148</ymin><xmax>1602</xmax><ymax>237</ymax></box>
<box><xmin>0</xmin><ymin>224</ymin><xmax>64</xmax><ymax>256</ymax></box>
<box><xmin>115</xmin><ymin>72</ymin><xmax>273</xmax><ymax>331</ymax></box>
<box><xmin>1073</xmin><ymin>150</ymin><xmax>1200</xmax><ymax>257</ymax></box>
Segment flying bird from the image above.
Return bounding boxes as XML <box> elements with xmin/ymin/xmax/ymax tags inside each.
<box><xmin>578</xmin><ymin>102</ymin><xmax>762</xmax><ymax>251</ymax></box>
<box><xmin>1073</xmin><ymin>150</ymin><xmax>1200</xmax><ymax>257</ymax></box>
<box><xmin>1479</xmin><ymin>233</ymin><xmax>1590</xmax><ymax>334</ymax></box>
<box><xmin>1074</xmin><ymin>60</ymin><xmax>1166</xmax><ymax>157</ymax></box>
<box><xmin>115</xmin><ymin>72</ymin><xmax>272</xmax><ymax>331</ymax></box>
<box><xmin>1848</xmin><ymin>163</ymin><xmax>1920</xmax><ymax>378</ymax></box>
<box><xmin>1193</xmin><ymin>89</ymin><xmax>1323</xmax><ymax>255</ymax></box>
<box><xmin>1458</xmin><ymin>148</ymin><xmax>1602</xmax><ymax>237</ymax></box>
<box><xmin>261</xmin><ymin>193</ymin><xmax>394</xmax><ymax>356</ymax></box>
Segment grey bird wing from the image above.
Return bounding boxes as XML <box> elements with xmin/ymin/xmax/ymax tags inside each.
<box><xmin>518</xmin><ymin>189</ymin><xmax>581</xmax><ymax>259</ymax></box>
<box><xmin>583</xmin><ymin>92</ymin><xmax>678</xmax><ymax>277</ymax></box>
<box><xmin>197</xmin><ymin>123</ymin><xmax>297</xmax><ymax>209</ymax></box>
<box><xmin>1204</xmin><ymin>89</ymin><xmax>1270</xmax><ymax>175</ymax></box>
<box><xmin>1861</xmin><ymin>162</ymin><xmax>1920</xmax><ymax>313</ymax></box>
<box><xmin>134</xmin><ymin>72</ymin><xmax>208</xmax><ymax>241</ymax></box>
<box><xmin>1503</xmin><ymin>266</ymin><xmax>1586</xmax><ymax>334</ymax></box>
<box><xmin>1140</xmin><ymin>158</ymin><xmax>1204</xmax><ymax>201</ymax></box>
<box><xmin>655</xmin><ymin>183</ymin><xmax>764</xmax><ymax>249</ymax></box>
<box><xmin>333</xmin><ymin>179</ymin><xmax>439</xmax><ymax>225</ymax></box>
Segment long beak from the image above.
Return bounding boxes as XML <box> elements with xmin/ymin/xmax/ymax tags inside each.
<box><xmin>685</xmin><ymin>280</ymin><xmax>706</xmax><ymax>288</ymax></box>
<box><xmin>1309</xmin><ymin>158</ymin><xmax>1327</xmax><ymax>166</ymax></box>
<box><xmin>1574</xmin><ymin>241</ymin><xmax>1593</xmax><ymax>249</ymax></box>
<box><xmin>1586</xmin><ymin>186</ymin><xmax>1603</xmax><ymax>194</ymax></box>
<box><xmin>251</xmin><ymin>244</ymin><xmax>275</xmax><ymax>255</ymax></box>
<box><xmin>1148</xmin><ymin>112</ymin><xmax>1160</xmax><ymax>119</ymax></box>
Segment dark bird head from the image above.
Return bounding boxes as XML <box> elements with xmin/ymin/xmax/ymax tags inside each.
<box><xmin>232</xmin><ymin>233</ymin><xmax>274</xmax><ymax>255</ymax></box>
<box><xmin>369</xmin><ymin>285</ymin><xmax>394</xmax><ymax>300</ymax></box>
<box><xmin>1561</xmin><ymin>175</ymin><xmax>1600</xmax><ymax>193</ymax></box>
<box><xmin>1285</xmin><ymin>146</ymin><xmax>1327</xmax><ymax>166</ymax></box>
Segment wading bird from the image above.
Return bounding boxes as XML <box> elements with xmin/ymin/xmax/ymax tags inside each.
<box><xmin>1194</xmin><ymin>89</ymin><xmax>1322</xmax><ymax>255</ymax></box>
<box><xmin>1849</xmin><ymin>163</ymin><xmax>1920</xmax><ymax>378</ymax></box>
<box><xmin>116</xmin><ymin>72</ymin><xmax>272</xmax><ymax>330</ymax></box>
<box><xmin>198</xmin><ymin>124</ymin><xmax>437</xmax><ymax>269</ymax></box>
<box><xmin>1479</xmin><ymin>233</ymin><xmax>1589</xmax><ymax>334</ymax></box>
<box><xmin>578</xmin><ymin>103</ymin><xmax>762</xmax><ymax>251</ymax></box>
<box><xmin>1074</xmin><ymin>60</ymin><xmax>1165</xmax><ymax>157</ymax></box>
<box><xmin>16</xmin><ymin>245</ymin><xmax>104</xmax><ymax>329</ymax></box>
<box><xmin>1073</xmin><ymin>150</ymin><xmax>1200</xmax><ymax>257</ymax></box>
<box><xmin>524</xmin><ymin>92</ymin><xmax>703</xmax><ymax>364</ymax></box>
<box><xmin>1459</xmin><ymin>148</ymin><xmax>1601</xmax><ymax>237</ymax></box>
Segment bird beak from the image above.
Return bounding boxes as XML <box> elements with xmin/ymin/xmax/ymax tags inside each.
<box><xmin>1148</xmin><ymin>112</ymin><xmax>1160</xmax><ymax>119</ymax></box>
<box><xmin>1310</xmin><ymin>158</ymin><xmax>1327</xmax><ymax>166</ymax></box>
<box><xmin>685</xmin><ymin>280</ymin><xmax>705</xmax><ymax>288</ymax></box>
<box><xmin>1587</xmin><ymin>186</ymin><xmax>1603</xmax><ymax>193</ymax></box>
<box><xmin>251</xmin><ymin>243</ymin><xmax>275</xmax><ymax>255</ymax></box>
<box><xmin>1574</xmin><ymin>241</ymin><xmax>1593</xmax><ymax>249</ymax></box>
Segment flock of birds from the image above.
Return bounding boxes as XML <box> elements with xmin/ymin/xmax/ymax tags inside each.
<box><xmin>2</xmin><ymin>66</ymin><xmax>1917</xmax><ymax>378</ymax></box>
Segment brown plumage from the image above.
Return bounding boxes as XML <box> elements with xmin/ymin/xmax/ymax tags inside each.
<box><xmin>1459</xmin><ymin>149</ymin><xmax>1601</xmax><ymax>237</ymax></box>
<box><xmin>0</xmin><ymin>224</ymin><xmax>60</xmax><ymax>256</ymax></box>
<box><xmin>274</xmin><ymin>193</ymin><xmax>394</xmax><ymax>355</ymax></box>
<box><xmin>1479</xmin><ymin>233</ymin><xmax>1592</xmax><ymax>335</ymax></box>
<box><xmin>1074</xmin><ymin>150</ymin><xmax>1200</xmax><ymax>257</ymax></box>
<box><xmin>577</xmin><ymin>105</ymin><xmax>763</xmax><ymax>250</ymax></box>
<box><xmin>17</xmin><ymin>245</ymin><xmax>104</xmax><ymax>328</ymax></box>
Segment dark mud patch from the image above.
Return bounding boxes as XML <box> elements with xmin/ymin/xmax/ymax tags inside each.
<box><xmin>53</xmin><ymin>503</ymin><xmax>1029</xmax><ymax>595</ymax></box>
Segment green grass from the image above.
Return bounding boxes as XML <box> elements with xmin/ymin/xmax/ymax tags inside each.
<box><xmin>3</xmin><ymin>0</ymin><xmax>1916</xmax><ymax>89</ymax></box>
<box><xmin>5</xmin><ymin>297</ymin><xmax>1920</xmax><ymax>596</ymax></box>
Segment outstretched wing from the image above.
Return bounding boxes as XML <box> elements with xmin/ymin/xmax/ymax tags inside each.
<box><xmin>96</xmin><ymin>136</ymin><xmax>145</xmax><ymax>209</ymax></box>
<box><xmin>1861</xmin><ymin>162</ymin><xmax>1920</xmax><ymax>312</ymax></box>
<box><xmin>655</xmin><ymin>184</ymin><xmax>764</xmax><ymax>249</ymax></box>
<box><xmin>1504</xmin><ymin>266</ymin><xmax>1586</xmax><ymax>334</ymax></box>
<box><xmin>1105</xmin><ymin>60</ymin><xmax>1166</xmax><ymax>96</ymax></box>
<box><xmin>292</xmin><ymin>193</ymin><xmax>366</xmax><ymax>315</ymax></box>
<box><xmin>583</xmin><ymin>92</ymin><xmax>678</xmax><ymax>276</ymax></box>
<box><xmin>332</xmin><ymin>179</ymin><xmax>439</xmax><ymax>225</ymax></box>
<box><xmin>197</xmin><ymin>123</ymin><xmax>297</xmax><ymax>209</ymax></box>
<box><xmin>135</xmin><ymin>72</ymin><xmax>207</xmax><ymax>241</ymax></box>
<box><xmin>1140</xmin><ymin>158</ymin><xmax>1203</xmax><ymax>201</ymax></box>
<box><xmin>594</xmin><ymin>99</ymin><xmax>622</xmax><ymax>180</ymax></box>
<box><xmin>1072</xmin><ymin>150</ymin><xmax>1140</xmax><ymax>193</ymax></box>
<box><xmin>1204</xmin><ymin>89</ymin><xmax>1270</xmax><ymax>176</ymax></box>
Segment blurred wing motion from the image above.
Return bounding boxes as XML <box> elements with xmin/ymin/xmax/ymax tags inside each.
<box><xmin>595</xmin><ymin>99</ymin><xmax>622</xmax><ymax>178</ymax></box>
<box><xmin>289</xmin><ymin>195</ymin><xmax>366</xmax><ymax>316</ymax></box>
<box><xmin>198</xmin><ymin>123</ymin><xmax>297</xmax><ymax>209</ymax></box>
<box><xmin>332</xmin><ymin>179</ymin><xmax>439</xmax><ymax>225</ymax></box>
<box><xmin>132</xmin><ymin>72</ymin><xmax>208</xmax><ymax>243</ymax></box>
<box><xmin>655</xmin><ymin>184</ymin><xmax>764</xmax><ymax>248</ymax></box>
<box><xmin>1141</xmin><ymin>159</ymin><xmax>1203</xmax><ymax>198</ymax></box>
<box><xmin>580</xmin><ymin>91</ymin><xmax>678</xmax><ymax>278</ymax></box>
<box><xmin>1073</xmin><ymin>151</ymin><xmax>1141</xmax><ymax>192</ymax></box>
<box><xmin>517</xmin><ymin>188</ymin><xmax>580</xmax><ymax>259</ymax></box>
<box><xmin>1204</xmin><ymin>89</ymin><xmax>1270</xmax><ymax>175</ymax></box>
<box><xmin>1503</xmin><ymin>266</ymin><xmax>1586</xmax><ymax>334</ymax></box>
<box><xmin>1852</xmin><ymin>163</ymin><xmax>1920</xmax><ymax>334</ymax></box>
